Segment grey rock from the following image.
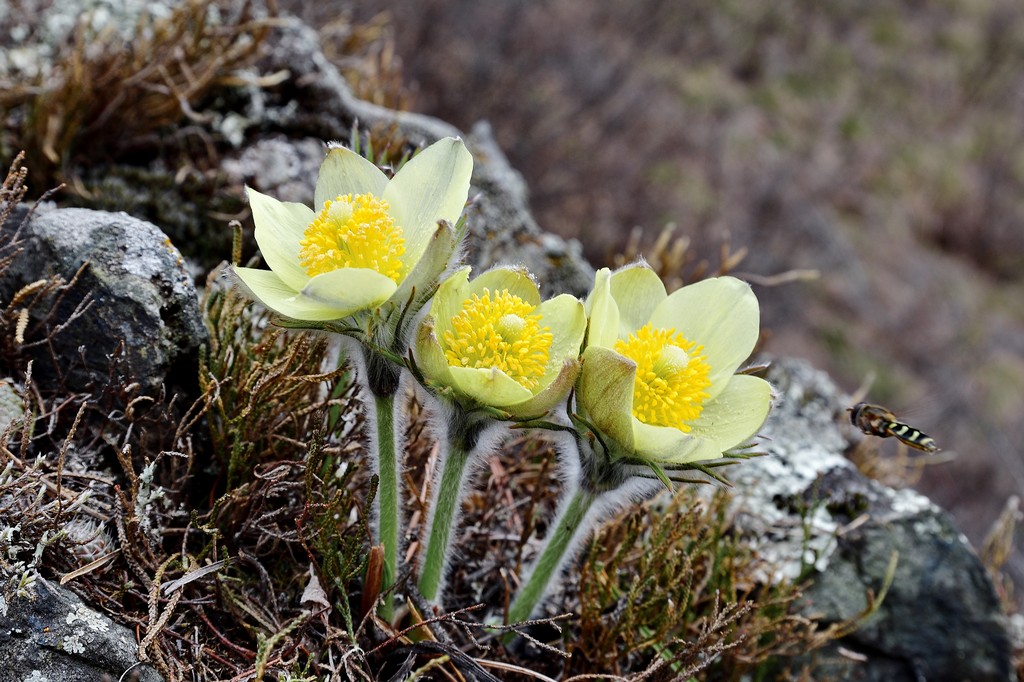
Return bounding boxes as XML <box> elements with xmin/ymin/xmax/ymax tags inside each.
<box><xmin>220</xmin><ymin>136</ymin><xmax>326</xmax><ymax>205</ymax></box>
<box><xmin>729</xmin><ymin>358</ymin><xmax>1013</xmax><ymax>681</ymax></box>
<box><xmin>252</xmin><ymin>14</ymin><xmax>464</xmax><ymax>147</ymax></box>
<box><xmin>0</xmin><ymin>576</ymin><xmax>162</xmax><ymax>682</ymax></box>
<box><xmin>0</xmin><ymin>206</ymin><xmax>206</xmax><ymax>395</ymax></box>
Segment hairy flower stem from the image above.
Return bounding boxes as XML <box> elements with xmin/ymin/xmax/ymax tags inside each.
<box><xmin>358</xmin><ymin>343</ymin><xmax>403</xmax><ymax>621</ymax></box>
<box><xmin>506</xmin><ymin>486</ymin><xmax>595</xmax><ymax>628</ymax></box>
<box><xmin>373</xmin><ymin>391</ymin><xmax>399</xmax><ymax>619</ymax></box>
<box><xmin>418</xmin><ymin>411</ymin><xmax>488</xmax><ymax>603</ymax></box>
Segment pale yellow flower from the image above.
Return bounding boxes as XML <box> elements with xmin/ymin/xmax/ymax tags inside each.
<box><xmin>415</xmin><ymin>266</ymin><xmax>586</xmax><ymax>419</ymax></box>
<box><xmin>234</xmin><ymin>137</ymin><xmax>472</xmax><ymax>322</ymax></box>
<box><xmin>579</xmin><ymin>264</ymin><xmax>771</xmax><ymax>464</ymax></box>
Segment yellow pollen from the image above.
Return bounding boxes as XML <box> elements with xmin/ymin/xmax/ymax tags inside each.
<box><xmin>442</xmin><ymin>288</ymin><xmax>553</xmax><ymax>390</ymax></box>
<box><xmin>614</xmin><ymin>323</ymin><xmax>712</xmax><ymax>432</ymax></box>
<box><xmin>298</xmin><ymin>193</ymin><xmax>405</xmax><ymax>281</ymax></box>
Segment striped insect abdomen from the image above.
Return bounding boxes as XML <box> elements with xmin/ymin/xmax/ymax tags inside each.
<box><xmin>885</xmin><ymin>420</ymin><xmax>938</xmax><ymax>453</ymax></box>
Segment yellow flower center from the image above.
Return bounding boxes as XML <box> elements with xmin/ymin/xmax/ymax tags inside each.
<box><xmin>298</xmin><ymin>193</ymin><xmax>406</xmax><ymax>281</ymax></box>
<box><xmin>614</xmin><ymin>323</ymin><xmax>712</xmax><ymax>432</ymax></box>
<box><xmin>443</xmin><ymin>288</ymin><xmax>553</xmax><ymax>390</ymax></box>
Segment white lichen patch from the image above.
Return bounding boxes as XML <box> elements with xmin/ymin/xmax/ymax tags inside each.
<box><xmin>710</xmin><ymin>360</ymin><xmax>866</xmax><ymax>583</ymax></box>
<box><xmin>24</xmin><ymin>671</ymin><xmax>49</xmax><ymax>682</ymax></box>
<box><xmin>888</xmin><ymin>487</ymin><xmax>935</xmax><ymax>516</ymax></box>
<box><xmin>1008</xmin><ymin>612</ymin><xmax>1024</xmax><ymax>652</ymax></box>
<box><xmin>66</xmin><ymin>602</ymin><xmax>109</xmax><ymax>633</ymax></box>
<box><xmin>0</xmin><ymin>379</ymin><xmax>25</xmax><ymax>434</ymax></box>
<box><xmin>61</xmin><ymin>632</ymin><xmax>85</xmax><ymax>654</ymax></box>
<box><xmin>909</xmin><ymin>513</ymin><xmax>948</xmax><ymax>539</ymax></box>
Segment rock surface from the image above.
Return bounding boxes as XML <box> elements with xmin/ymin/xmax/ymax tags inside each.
<box><xmin>730</xmin><ymin>358</ymin><xmax>1013</xmax><ymax>681</ymax></box>
<box><xmin>0</xmin><ymin>206</ymin><xmax>206</xmax><ymax>395</ymax></box>
<box><xmin>0</xmin><ymin>577</ymin><xmax>162</xmax><ymax>682</ymax></box>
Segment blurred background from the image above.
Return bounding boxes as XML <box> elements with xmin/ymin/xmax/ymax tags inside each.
<box><xmin>300</xmin><ymin>0</ymin><xmax>1024</xmax><ymax>590</ymax></box>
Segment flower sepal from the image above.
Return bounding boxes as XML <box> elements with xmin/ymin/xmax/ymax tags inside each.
<box><xmin>382</xmin><ymin>218</ymin><xmax>460</xmax><ymax>343</ymax></box>
<box><xmin>569</xmin><ymin>409</ymin><xmax>751</xmax><ymax>493</ymax></box>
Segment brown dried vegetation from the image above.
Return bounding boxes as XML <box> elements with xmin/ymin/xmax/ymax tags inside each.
<box><xmin>0</xmin><ymin>0</ymin><xmax>273</xmax><ymax>188</ymax></box>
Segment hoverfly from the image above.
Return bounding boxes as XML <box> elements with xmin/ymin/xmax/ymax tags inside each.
<box><xmin>848</xmin><ymin>402</ymin><xmax>938</xmax><ymax>453</ymax></box>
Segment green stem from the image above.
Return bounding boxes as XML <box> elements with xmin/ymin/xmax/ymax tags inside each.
<box><xmin>373</xmin><ymin>391</ymin><xmax>399</xmax><ymax>620</ymax></box>
<box><xmin>418</xmin><ymin>436</ymin><xmax>473</xmax><ymax>602</ymax></box>
<box><xmin>507</xmin><ymin>487</ymin><xmax>596</xmax><ymax>627</ymax></box>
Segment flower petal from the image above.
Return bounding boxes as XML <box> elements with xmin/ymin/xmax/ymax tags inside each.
<box><xmin>584</xmin><ymin>268</ymin><xmax>620</xmax><ymax>349</ymax></box>
<box><xmin>414</xmin><ymin>317</ymin><xmax>456</xmax><ymax>389</ymax></box>
<box><xmin>248</xmin><ymin>187</ymin><xmax>314</xmax><ymax>291</ymax></box>
<box><xmin>578</xmin><ymin>346</ymin><xmax>636</xmax><ymax>450</ymax></box>
<box><xmin>688</xmin><ymin>375</ymin><xmax>772</xmax><ymax>451</ymax></box>
<box><xmin>469</xmin><ymin>266</ymin><xmax>541</xmax><ymax>305</ymax></box>
<box><xmin>384</xmin><ymin>137</ymin><xmax>473</xmax><ymax>269</ymax></box>
<box><xmin>535</xmin><ymin>293</ymin><xmax>586</xmax><ymax>384</ymax></box>
<box><xmin>233</xmin><ymin>267</ymin><xmax>353</xmax><ymax>321</ymax></box>
<box><xmin>429</xmin><ymin>266</ymin><xmax>472</xmax><ymax>341</ymax></box>
<box><xmin>300</xmin><ymin>268</ymin><xmax>398</xmax><ymax>317</ymax></box>
<box><xmin>448</xmin><ymin>365</ymin><xmax>534</xmax><ymax>407</ymax></box>
<box><xmin>389</xmin><ymin>220</ymin><xmax>459</xmax><ymax>333</ymax></box>
<box><xmin>314</xmin><ymin>146</ymin><xmax>388</xmax><ymax>210</ymax></box>
<box><xmin>508</xmin><ymin>358</ymin><xmax>580</xmax><ymax>419</ymax></box>
<box><xmin>632</xmin><ymin>421</ymin><xmax>722</xmax><ymax>464</ymax></box>
<box><xmin>609</xmin><ymin>263</ymin><xmax>666</xmax><ymax>337</ymax></box>
<box><xmin>650</xmin><ymin>277</ymin><xmax>759</xmax><ymax>399</ymax></box>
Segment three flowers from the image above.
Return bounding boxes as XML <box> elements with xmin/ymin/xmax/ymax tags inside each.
<box><xmin>233</xmin><ymin>135</ymin><xmax>772</xmax><ymax>617</ymax></box>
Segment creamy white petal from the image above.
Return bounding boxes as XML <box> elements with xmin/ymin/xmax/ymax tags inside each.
<box><xmin>578</xmin><ymin>345</ymin><xmax>636</xmax><ymax>450</ymax></box>
<box><xmin>449</xmin><ymin>365</ymin><xmax>534</xmax><ymax>407</ymax></box>
<box><xmin>509</xmin><ymin>359</ymin><xmax>579</xmax><ymax>419</ymax></box>
<box><xmin>469</xmin><ymin>266</ymin><xmax>541</xmax><ymax>305</ymax></box>
<box><xmin>584</xmin><ymin>268</ymin><xmax>620</xmax><ymax>349</ymax></box>
<box><xmin>384</xmin><ymin>138</ymin><xmax>473</xmax><ymax>270</ymax></box>
<box><xmin>248</xmin><ymin>187</ymin><xmax>314</xmax><ymax>291</ymax></box>
<box><xmin>632</xmin><ymin>421</ymin><xmax>722</xmax><ymax>464</ymax></box>
<box><xmin>428</xmin><ymin>266</ymin><xmax>472</xmax><ymax>341</ymax></box>
<box><xmin>392</xmin><ymin>221</ymin><xmax>458</xmax><ymax>314</ymax></box>
<box><xmin>414</xmin><ymin>318</ymin><xmax>456</xmax><ymax>389</ymax></box>
<box><xmin>650</xmin><ymin>277</ymin><xmax>759</xmax><ymax>399</ymax></box>
<box><xmin>535</xmin><ymin>294</ymin><xmax>586</xmax><ymax>385</ymax></box>
<box><xmin>687</xmin><ymin>375</ymin><xmax>772</xmax><ymax>451</ymax></box>
<box><xmin>233</xmin><ymin>267</ymin><xmax>352</xmax><ymax>321</ymax></box>
<box><xmin>314</xmin><ymin>146</ymin><xmax>388</xmax><ymax>210</ymax></box>
<box><xmin>300</xmin><ymin>268</ymin><xmax>397</xmax><ymax>316</ymax></box>
<box><xmin>609</xmin><ymin>263</ymin><xmax>666</xmax><ymax>337</ymax></box>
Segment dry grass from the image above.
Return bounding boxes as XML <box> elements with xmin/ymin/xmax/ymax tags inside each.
<box><xmin>0</xmin><ymin>0</ymin><xmax>272</xmax><ymax>189</ymax></box>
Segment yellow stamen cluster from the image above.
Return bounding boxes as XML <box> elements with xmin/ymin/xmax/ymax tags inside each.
<box><xmin>299</xmin><ymin>193</ymin><xmax>406</xmax><ymax>281</ymax></box>
<box><xmin>615</xmin><ymin>323</ymin><xmax>711</xmax><ymax>431</ymax></box>
<box><xmin>443</xmin><ymin>289</ymin><xmax>553</xmax><ymax>390</ymax></box>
